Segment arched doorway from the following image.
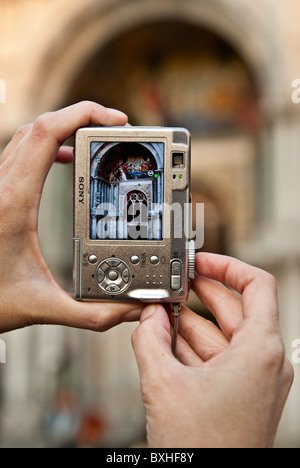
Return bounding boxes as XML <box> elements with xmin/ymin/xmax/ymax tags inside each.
<box><xmin>64</xmin><ymin>20</ymin><xmax>260</xmax><ymax>254</ymax></box>
<box><xmin>126</xmin><ymin>190</ymin><xmax>148</xmax><ymax>240</ymax></box>
<box><xmin>65</xmin><ymin>21</ymin><xmax>260</xmax><ymax>135</ymax></box>
<box><xmin>90</xmin><ymin>140</ymin><xmax>163</xmax><ymax>241</ymax></box>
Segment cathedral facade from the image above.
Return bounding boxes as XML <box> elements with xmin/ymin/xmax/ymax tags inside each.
<box><xmin>0</xmin><ymin>0</ymin><xmax>300</xmax><ymax>448</ymax></box>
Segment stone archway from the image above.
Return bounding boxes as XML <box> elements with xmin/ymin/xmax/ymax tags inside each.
<box><xmin>29</xmin><ymin>0</ymin><xmax>277</xmax><ymax>254</ymax></box>
<box><xmin>65</xmin><ymin>21</ymin><xmax>260</xmax><ymax>135</ymax></box>
<box><xmin>33</xmin><ymin>0</ymin><xmax>281</xmax><ymax>114</ymax></box>
<box><xmin>32</xmin><ymin>0</ymin><xmax>272</xmax><ymax>253</ymax></box>
<box><xmin>60</xmin><ymin>14</ymin><xmax>262</xmax><ymax>252</ymax></box>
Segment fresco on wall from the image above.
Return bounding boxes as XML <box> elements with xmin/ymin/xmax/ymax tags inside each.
<box><xmin>67</xmin><ymin>22</ymin><xmax>260</xmax><ymax>135</ymax></box>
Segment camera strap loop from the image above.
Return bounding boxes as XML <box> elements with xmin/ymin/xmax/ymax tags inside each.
<box><xmin>171</xmin><ymin>303</ymin><xmax>181</xmax><ymax>357</ymax></box>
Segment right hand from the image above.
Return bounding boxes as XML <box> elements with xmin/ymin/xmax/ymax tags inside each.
<box><xmin>132</xmin><ymin>253</ymin><xmax>294</xmax><ymax>448</ymax></box>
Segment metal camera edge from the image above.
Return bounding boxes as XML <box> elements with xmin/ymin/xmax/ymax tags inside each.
<box><xmin>73</xmin><ymin>126</ymin><xmax>195</xmax><ymax>303</ymax></box>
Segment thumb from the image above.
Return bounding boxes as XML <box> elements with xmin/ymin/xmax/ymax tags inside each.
<box><xmin>132</xmin><ymin>304</ymin><xmax>174</xmax><ymax>376</ymax></box>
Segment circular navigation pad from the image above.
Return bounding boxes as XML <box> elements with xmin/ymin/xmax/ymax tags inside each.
<box><xmin>96</xmin><ymin>258</ymin><xmax>131</xmax><ymax>295</ymax></box>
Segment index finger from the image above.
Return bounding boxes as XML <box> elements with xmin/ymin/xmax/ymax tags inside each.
<box><xmin>194</xmin><ymin>253</ymin><xmax>279</xmax><ymax>333</ymax></box>
<box><xmin>12</xmin><ymin>101</ymin><xmax>128</xmax><ymax>188</ymax></box>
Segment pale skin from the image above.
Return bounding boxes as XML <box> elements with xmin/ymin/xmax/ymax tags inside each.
<box><xmin>0</xmin><ymin>101</ymin><xmax>293</xmax><ymax>448</ymax></box>
<box><xmin>0</xmin><ymin>101</ymin><xmax>144</xmax><ymax>333</ymax></box>
<box><xmin>132</xmin><ymin>252</ymin><xmax>294</xmax><ymax>448</ymax></box>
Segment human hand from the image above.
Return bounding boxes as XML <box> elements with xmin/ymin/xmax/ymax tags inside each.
<box><xmin>0</xmin><ymin>101</ymin><xmax>144</xmax><ymax>333</ymax></box>
<box><xmin>132</xmin><ymin>252</ymin><xmax>294</xmax><ymax>448</ymax></box>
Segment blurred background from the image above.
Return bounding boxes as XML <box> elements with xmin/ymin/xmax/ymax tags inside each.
<box><xmin>0</xmin><ymin>0</ymin><xmax>300</xmax><ymax>447</ymax></box>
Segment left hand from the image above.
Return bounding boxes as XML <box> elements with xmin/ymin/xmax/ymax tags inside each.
<box><xmin>0</xmin><ymin>101</ymin><xmax>144</xmax><ymax>333</ymax></box>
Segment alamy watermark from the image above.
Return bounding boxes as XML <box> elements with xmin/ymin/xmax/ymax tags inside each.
<box><xmin>0</xmin><ymin>338</ymin><xmax>6</xmax><ymax>364</ymax></box>
<box><xmin>291</xmin><ymin>79</ymin><xmax>300</xmax><ymax>104</ymax></box>
<box><xmin>291</xmin><ymin>339</ymin><xmax>300</xmax><ymax>364</ymax></box>
<box><xmin>0</xmin><ymin>79</ymin><xmax>6</xmax><ymax>104</ymax></box>
<box><xmin>95</xmin><ymin>202</ymin><xmax>204</xmax><ymax>249</ymax></box>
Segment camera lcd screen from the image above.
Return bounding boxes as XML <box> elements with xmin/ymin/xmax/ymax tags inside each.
<box><xmin>90</xmin><ymin>141</ymin><xmax>164</xmax><ymax>241</ymax></box>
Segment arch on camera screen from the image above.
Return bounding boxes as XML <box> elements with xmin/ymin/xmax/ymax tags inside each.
<box><xmin>90</xmin><ymin>141</ymin><xmax>164</xmax><ymax>240</ymax></box>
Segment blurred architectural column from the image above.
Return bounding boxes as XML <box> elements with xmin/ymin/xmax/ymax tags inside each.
<box><xmin>235</xmin><ymin>111</ymin><xmax>300</xmax><ymax>447</ymax></box>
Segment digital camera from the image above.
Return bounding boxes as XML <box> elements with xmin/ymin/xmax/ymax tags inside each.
<box><xmin>73</xmin><ymin>126</ymin><xmax>195</xmax><ymax>304</ymax></box>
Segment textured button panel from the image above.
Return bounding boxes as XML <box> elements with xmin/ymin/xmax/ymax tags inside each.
<box><xmin>96</xmin><ymin>258</ymin><xmax>131</xmax><ymax>295</ymax></box>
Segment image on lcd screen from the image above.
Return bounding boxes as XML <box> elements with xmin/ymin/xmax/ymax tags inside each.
<box><xmin>90</xmin><ymin>141</ymin><xmax>164</xmax><ymax>240</ymax></box>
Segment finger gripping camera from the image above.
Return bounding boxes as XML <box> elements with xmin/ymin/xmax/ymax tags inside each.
<box><xmin>73</xmin><ymin>126</ymin><xmax>195</xmax><ymax>304</ymax></box>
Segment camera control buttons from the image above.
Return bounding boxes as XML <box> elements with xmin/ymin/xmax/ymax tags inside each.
<box><xmin>97</xmin><ymin>268</ymin><xmax>105</xmax><ymax>283</ymax></box>
<box><xmin>108</xmin><ymin>270</ymin><xmax>119</xmax><ymax>281</ymax></box>
<box><xmin>171</xmin><ymin>260</ymin><xmax>181</xmax><ymax>276</ymax></box>
<box><xmin>171</xmin><ymin>275</ymin><xmax>181</xmax><ymax>291</ymax></box>
<box><xmin>105</xmin><ymin>284</ymin><xmax>121</xmax><ymax>293</ymax></box>
<box><xmin>130</xmin><ymin>255</ymin><xmax>140</xmax><ymax>265</ymax></box>
<box><xmin>88</xmin><ymin>254</ymin><xmax>98</xmax><ymax>264</ymax></box>
<box><xmin>122</xmin><ymin>268</ymin><xmax>130</xmax><ymax>283</ymax></box>
<box><xmin>96</xmin><ymin>258</ymin><xmax>131</xmax><ymax>295</ymax></box>
<box><xmin>171</xmin><ymin>260</ymin><xmax>182</xmax><ymax>291</ymax></box>
<box><xmin>150</xmin><ymin>255</ymin><xmax>159</xmax><ymax>265</ymax></box>
<box><xmin>106</xmin><ymin>259</ymin><xmax>121</xmax><ymax>268</ymax></box>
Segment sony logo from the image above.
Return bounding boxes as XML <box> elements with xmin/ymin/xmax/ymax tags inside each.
<box><xmin>78</xmin><ymin>177</ymin><xmax>84</xmax><ymax>204</ymax></box>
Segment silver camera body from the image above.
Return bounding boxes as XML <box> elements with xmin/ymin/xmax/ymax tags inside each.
<box><xmin>73</xmin><ymin>126</ymin><xmax>195</xmax><ymax>304</ymax></box>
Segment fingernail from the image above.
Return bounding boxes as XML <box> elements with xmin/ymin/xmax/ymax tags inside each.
<box><xmin>107</xmin><ymin>108</ymin><xmax>128</xmax><ymax>120</ymax></box>
<box><xmin>141</xmin><ymin>304</ymin><xmax>157</xmax><ymax>322</ymax></box>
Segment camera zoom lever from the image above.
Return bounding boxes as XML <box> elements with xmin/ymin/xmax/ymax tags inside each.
<box><xmin>188</xmin><ymin>240</ymin><xmax>196</xmax><ymax>280</ymax></box>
